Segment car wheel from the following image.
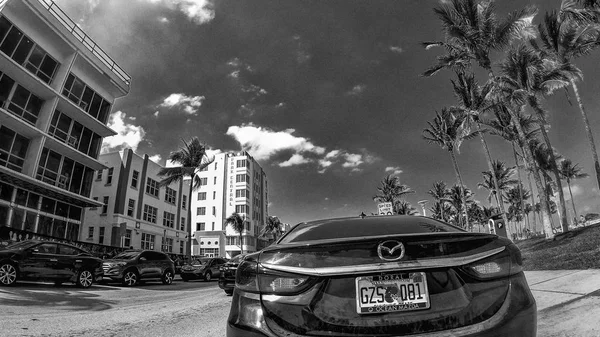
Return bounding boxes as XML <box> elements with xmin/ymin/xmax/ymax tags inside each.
<box><xmin>122</xmin><ymin>270</ymin><xmax>139</xmax><ymax>286</ymax></box>
<box><xmin>76</xmin><ymin>269</ymin><xmax>94</xmax><ymax>288</ymax></box>
<box><xmin>0</xmin><ymin>262</ymin><xmax>17</xmax><ymax>286</ymax></box>
<box><xmin>225</xmin><ymin>289</ymin><xmax>233</xmax><ymax>296</ymax></box>
<box><xmin>204</xmin><ymin>271</ymin><xmax>212</xmax><ymax>282</ymax></box>
<box><xmin>162</xmin><ymin>270</ymin><xmax>174</xmax><ymax>285</ymax></box>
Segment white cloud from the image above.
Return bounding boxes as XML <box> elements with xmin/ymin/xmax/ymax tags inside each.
<box><xmin>563</xmin><ymin>184</ymin><xmax>583</xmax><ymax>200</ymax></box>
<box><xmin>149</xmin><ymin>154</ymin><xmax>162</xmax><ymax>164</ymax></box>
<box><xmin>144</xmin><ymin>0</ymin><xmax>215</xmax><ymax>25</ymax></box>
<box><xmin>279</xmin><ymin>154</ymin><xmax>311</xmax><ymax>167</ymax></box>
<box><xmin>389</xmin><ymin>45</ymin><xmax>403</xmax><ymax>54</ymax></box>
<box><xmin>159</xmin><ymin>93</ymin><xmax>205</xmax><ymax>115</ymax></box>
<box><xmin>385</xmin><ymin>166</ymin><xmax>404</xmax><ymax>175</ymax></box>
<box><xmin>346</xmin><ymin>84</ymin><xmax>366</xmax><ymax>96</ymax></box>
<box><xmin>159</xmin><ymin>17</ymin><xmax>169</xmax><ymax>23</ymax></box>
<box><xmin>101</xmin><ymin>111</ymin><xmax>146</xmax><ymax>153</ymax></box>
<box><xmin>154</xmin><ymin>111</ymin><xmax>160</xmax><ymax>117</ymax></box>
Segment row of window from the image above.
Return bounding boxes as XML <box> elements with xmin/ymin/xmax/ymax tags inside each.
<box><xmin>225</xmin><ymin>235</ymin><xmax>257</xmax><ymax>246</ymax></box>
<box><xmin>62</xmin><ymin>73</ymin><xmax>111</xmax><ymax>124</ymax></box>
<box><xmin>1</xmin><ymin>205</ymin><xmax>80</xmax><ymax>242</ymax></box>
<box><xmin>0</xmin><ymin>71</ymin><xmax>43</xmax><ymax>125</ymax></box>
<box><xmin>86</xmin><ymin>226</ymin><xmax>184</xmax><ymax>254</ymax></box>
<box><xmin>0</xmin><ymin>125</ymin><xmax>29</xmax><ymax>172</ymax></box>
<box><xmin>36</xmin><ymin>147</ymin><xmax>94</xmax><ymax>197</ymax></box>
<box><xmin>0</xmin><ymin>16</ymin><xmax>59</xmax><ymax>84</ymax></box>
<box><xmin>49</xmin><ymin>110</ymin><xmax>102</xmax><ymax>158</ymax></box>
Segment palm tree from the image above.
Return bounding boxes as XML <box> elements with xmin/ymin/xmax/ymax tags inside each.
<box><xmin>505</xmin><ymin>185</ymin><xmax>532</xmax><ymax>236</ymax></box>
<box><xmin>447</xmin><ymin>184</ymin><xmax>474</xmax><ymax>229</ymax></box>
<box><xmin>498</xmin><ymin>43</ymin><xmax>579</xmax><ymax>234</ymax></box>
<box><xmin>534</xmin><ymin>8</ymin><xmax>600</xmax><ymax>203</ymax></box>
<box><xmin>423</xmin><ymin>108</ymin><xmax>478</xmax><ymax>228</ymax></box>
<box><xmin>373</xmin><ymin>175</ymin><xmax>415</xmax><ymax>213</ymax></box>
<box><xmin>430</xmin><ymin>201</ymin><xmax>454</xmax><ymax>223</ymax></box>
<box><xmin>225</xmin><ymin>213</ymin><xmax>246</xmax><ymax>254</ymax></box>
<box><xmin>478</xmin><ymin>160</ymin><xmax>518</xmax><ymax>207</ymax></box>
<box><xmin>559</xmin><ymin>159</ymin><xmax>589</xmax><ymax>222</ymax></box>
<box><xmin>395</xmin><ymin>200</ymin><xmax>419</xmax><ymax>216</ymax></box>
<box><xmin>158</xmin><ymin>137</ymin><xmax>214</xmax><ymax>259</ymax></box>
<box><xmin>428</xmin><ymin>181</ymin><xmax>450</xmax><ymax>221</ymax></box>
<box><xmin>260</xmin><ymin>215</ymin><xmax>283</xmax><ymax>243</ymax></box>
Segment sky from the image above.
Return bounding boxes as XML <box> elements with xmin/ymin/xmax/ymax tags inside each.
<box><xmin>54</xmin><ymin>0</ymin><xmax>600</xmax><ymax>226</ymax></box>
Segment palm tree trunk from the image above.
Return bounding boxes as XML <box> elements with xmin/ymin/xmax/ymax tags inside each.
<box><xmin>529</xmin><ymin>95</ymin><xmax>569</xmax><ymax>233</ymax></box>
<box><xmin>506</xmin><ymin>106</ymin><xmax>554</xmax><ymax>239</ymax></box>
<box><xmin>449</xmin><ymin>149</ymin><xmax>470</xmax><ymax>230</ymax></box>
<box><xmin>512</xmin><ymin>143</ymin><xmax>528</xmax><ymax>234</ymax></box>
<box><xmin>477</xmin><ymin>126</ymin><xmax>511</xmax><ymax>232</ymax></box>
<box><xmin>567</xmin><ymin>178</ymin><xmax>578</xmax><ymax>224</ymax></box>
<box><xmin>187</xmin><ymin>178</ymin><xmax>193</xmax><ymax>260</ymax></box>
<box><xmin>571</xmin><ymin>79</ymin><xmax>600</xmax><ymax>205</ymax></box>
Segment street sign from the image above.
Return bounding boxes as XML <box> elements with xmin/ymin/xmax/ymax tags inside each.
<box><xmin>378</xmin><ymin>202</ymin><xmax>394</xmax><ymax>215</ymax></box>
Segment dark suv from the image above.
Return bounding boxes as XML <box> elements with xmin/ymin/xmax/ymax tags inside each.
<box><xmin>101</xmin><ymin>250</ymin><xmax>175</xmax><ymax>286</ymax></box>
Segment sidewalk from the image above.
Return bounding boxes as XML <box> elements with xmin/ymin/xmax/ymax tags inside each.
<box><xmin>524</xmin><ymin>270</ymin><xmax>600</xmax><ymax>336</ymax></box>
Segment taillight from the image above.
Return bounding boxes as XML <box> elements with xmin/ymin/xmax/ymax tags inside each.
<box><xmin>236</xmin><ymin>259</ymin><xmax>259</xmax><ymax>292</ymax></box>
<box><xmin>464</xmin><ymin>244</ymin><xmax>523</xmax><ymax>280</ymax></box>
<box><xmin>236</xmin><ymin>258</ymin><xmax>313</xmax><ymax>295</ymax></box>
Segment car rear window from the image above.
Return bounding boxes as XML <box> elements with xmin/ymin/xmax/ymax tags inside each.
<box><xmin>113</xmin><ymin>251</ymin><xmax>140</xmax><ymax>260</ymax></box>
<box><xmin>279</xmin><ymin>216</ymin><xmax>463</xmax><ymax>244</ymax></box>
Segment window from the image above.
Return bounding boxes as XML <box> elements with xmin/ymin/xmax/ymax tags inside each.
<box><xmin>6</xmin><ymin>84</ymin><xmax>43</xmax><ymax>125</ymax></box>
<box><xmin>212</xmin><ymin>206</ymin><xmax>216</xmax><ymax>216</ymax></box>
<box><xmin>236</xmin><ymin>174</ymin><xmax>250</xmax><ymax>183</ymax></box>
<box><xmin>48</xmin><ymin>110</ymin><xmax>101</xmax><ymax>157</ymax></box>
<box><xmin>131</xmin><ymin>170</ymin><xmax>139</xmax><ymax>188</ymax></box>
<box><xmin>226</xmin><ymin>236</ymin><xmax>239</xmax><ymax>245</ymax></box>
<box><xmin>164</xmin><ymin>238</ymin><xmax>173</xmax><ymax>253</ymax></box>
<box><xmin>236</xmin><ymin>159</ymin><xmax>246</xmax><ymax>168</ymax></box>
<box><xmin>99</xmin><ymin>227</ymin><xmax>105</xmax><ymax>245</ymax></box>
<box><xmin>197</xmin><ymin>207</ymin><xmax>206</xmax><ymax>216</ymax></box>
<box><xmin>96</xmin><ymin>169</ymin><xmax>103</xmax><ymax>181</ymax></box>
<box><xmin>141</xmin><ymin>233</ymin><xmax>155</xmax><ymax>250</ymax></box>
<box><xmin>196</xmin><ymin>222</ymin><xmax>205</xmax><ymax>231</ymax></box>
<box><xmin>124</xmin><ymin>230</ymin><xmax>132</xmax><ymax>247</ymax></box>
<box><xmin>182</xmin><ymin>195</ymin><xmax>187</xmax><ymax>209</ymax></box>
<box><xmin>236</xmin><ymin>189</ymin><xmax>249</xmax><ymax>198</ymax></box>
<box><xmin>214</xmin><ymin>176</ymin><xmax>217</xmax><ymax>184</ymax></box>
<box><xmin>0</xmin><ymin>126</ymin><xmax>30</xmax><ymax>173</ymax></box>
<box><xmin>36</xmin><ymin>148</ymin><xmax>95</xmax><ymax>197</ymax></box>
<box><xmin>101</xmin><ymin>196</ymin><xmax>109</xmax><ymax>214</ymax></box>
<box><xmin>180</xmin><ymin>217</ymin><xmax>186</xmax><ymax>231</ymax></box>
<box><xmin>212</xmin><ymin>222</ymin><xmax>215</xmax><ymax>231</ymax></box>
<box><xmin>215</xmin><ymin>162</ymin><xmax>218</xmax><ymax>170</ymax></box>
<box><xmin>197</xmin><ymin>192</ymin><xmax>206</xmax><ymax>200</ymax></box>
<box><xmin>127</xmin><ymin>199</ymin><xmax>135</xmax><ymax>217</ymax></box>
<box><xmin>163</xmin><ymin>211</ymin><xmax>175</xmax><ymax>228</ymax></box>
<box><xmin>0</xmin><ymin>71</ymin><xmax>16</xmax><ymax>108</ymax></box>
<box><xmin>88</xmin><ymin>226</ymin><xmax>94</xmax><ymax>239</ymax></box>
<box><xmin>179</xmin><ymin>241</ymin><xmax>184</xmax><ymax>255</ymax></box>
<box><xmin>146</xmin><ymin>178</ymin><xmax>159</xmax><ymax>197</ymax></box>
<box><xmin>199</xmin><ymin>177</ymin><xmax>208</xmax><ymax>186</ymax></box>
<box><xmin>62</xmin><ymin>73</ymin><xmax>112</xmax><ymax>123</ymax></box>
<box><xmin>235</xmin><ymin>204</ymin><xmax>248</xmax><ymax>214</ymax></box>
<box><xmin>213</xmin><ymin>191</ymin><xmax>216</xmax><ymax>200</ymax></box>
<box><xmin>106</xmin><ymin>168</ymin><xmax>113</xmax><ymax>185</ymax></box>
<box><xmin>0</xmin><ymin>16</ymin><xmax>59</xmax><ymax>84</ymax></box>
<box><xmin>143</xmin><ymin>204</ymin><xmax>158</xmax><ymax>223</ymax></box>
<box><xmin>165</xmin><ymin>187</ymin><xmax>176</xmax><ymax>204</ymax></box>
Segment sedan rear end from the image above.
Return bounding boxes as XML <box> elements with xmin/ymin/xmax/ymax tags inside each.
<box><xmin>227</xmin><ymin>215</ymin><xmax>536</xmax><ymax>337</ymax></box>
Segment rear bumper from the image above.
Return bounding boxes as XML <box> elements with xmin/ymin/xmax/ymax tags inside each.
<box><xmin>227</xmin><ymin>272</ymin><xmax>536</xmax><ymax>337</ymax></box>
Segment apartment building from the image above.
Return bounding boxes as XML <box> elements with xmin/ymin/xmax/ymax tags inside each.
<box><xmin>191</xmin><ymin>151</ymin><xmax>268</xmax><ymax>258</ymax></box>
<box><xmin>83</xmin><ymin>149</ymin><xmax>189</xmax><ymax>255</ymax></box>
<box><xmin>0</xmin><ymin>0</ymin><xmax>130</xmax><ymax>243</ymax></box>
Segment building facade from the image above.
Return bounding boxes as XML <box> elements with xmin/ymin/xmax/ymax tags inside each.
<box><xmin>82</xmin><ymin>149</ymin><xmax>189</xmax><ymax>256</ymax></box>
<box><xmin>0</xmin><ymin>0</ymin><xmax>130</xmax><ymax>244</ymax></box>
<box><xmin>191</xmin><ymin>151</ymin><xmax>268</xmax><ymax>258</ymax></box>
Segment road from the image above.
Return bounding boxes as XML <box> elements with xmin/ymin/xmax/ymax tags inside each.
<box><xmin>1</xmin><ymin>274</ymin><xmax>598</xmax><ymax>337</ymax></box>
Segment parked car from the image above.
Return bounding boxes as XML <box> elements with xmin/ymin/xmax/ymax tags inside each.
<box><xmin>227</xmin><ymin>215</ymin><xmax>537</xmax><ymax>337</ymax></box>
<box><xmin>180</xmin><ymin>257</ymin><xmax>227</xmax><ymax>282</ymax></box>
<box><xmin>218</xmin><ymin>253</ymin><xmax>246</xmax><ymax>295</ymax></box>
<box><xmin>0</xmin><ymin>240</ymin><xmax>103</xmax><ymax>288</ymax></box>
<box><xmin>102</xmin><ymin>250</ymin><xmax>175</xmax><ymax>286</ymax></box>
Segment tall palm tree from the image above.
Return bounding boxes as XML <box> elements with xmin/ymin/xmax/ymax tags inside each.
<box><xmin>447</xmin><ymin>184</ymin><xmax>475</xmax><ymax>229</ymax></box>
<box><xmin>158</xmin><ymin>137</ymin><xmax>214</xmax><ymax>259</ymax></box>
<box><xmin>478</xmin><ymin>160</ymin><xmax>518</xmax><ymax>206</ymax></box>
<box><xmin>423</xmin><ymin>108</ymin><xmax>478</xmax><ymax>228</ymax></box>
<box><xmin>534</xmin><ymin>8</ymin><xmax>600</xmax><ymax>203</ymax></box>
<box><xmin>428</xmin><ymin>181</ymin><xmax>450</xmax><ymax>221</ymax></box>
<box><xmin>260</xmin><ymin>215</ymin><xmax>283</xmax><ymax>243</ymax></box>
<box><xmin>559</xmin><ymin>159</ymin><xmax>589</xmax><ymax>222</ymax></box>
<box><xmin>505</xmin><ymin>185</ymin><xmax>532</xmax><ymax>235</ymax></box>
<box><xmin>395</xmin><ymin>200</ymin><xmax>419</xmax><ymax>216</ymax></box>
<box><xmin>373</xmin><ymin>175</ymin><xmax>415</xmax><ymax>212</ymax></box>
<box><xmin>225</xmin><ymin>213</ymin><xmax>246</xmax><ymax>254</ymax></box>
<box><xmin>430</xmin><ymin>201</ymin><xmax>454</xmax><ymax>223</ymax></box>
<box><xmin>498</xmin><ymin>43</ymin><xmax>580</xmax><ymax>233</ymax></box>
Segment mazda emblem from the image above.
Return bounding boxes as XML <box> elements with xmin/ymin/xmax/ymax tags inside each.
<box><xmin>377</xmin><ymin>240</ymin><xmax>405</xmax><ymax>262</ymax></box>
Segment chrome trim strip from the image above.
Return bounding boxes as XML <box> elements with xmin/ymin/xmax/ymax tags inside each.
<box><xmin>260</xmin><ymin>246</ymin><xmax>505</xmax><ymax>276</ymax></box>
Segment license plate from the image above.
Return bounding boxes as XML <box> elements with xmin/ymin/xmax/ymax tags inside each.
<box><xmin>355</xmin><ymin>272</ymin><xmax>430</xmax><ymax>314</ymax></box>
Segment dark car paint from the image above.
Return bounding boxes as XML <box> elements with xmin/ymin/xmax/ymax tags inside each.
<box><xmin>0</xmin><ymin>241</ymin><xmax>103</xmax><ymax>287</ymax></box>
<box><xmin>180</xmin><ymin>257</ymin><xmax>228</xmax><ymax>281</ymax></box>
<box><xmin>218</xmin><ymin>254</ymin><xmax>246</xmax><ymax>294</ymax></box>
<box><xmin>102</xmin><ymin>250</ymin><xmax>175</xmax><ymax>286</ymax></box>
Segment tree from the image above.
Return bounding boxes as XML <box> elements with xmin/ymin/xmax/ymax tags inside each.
<box><xmin>534</xmin><ymin>8</ymin><xmax>600</xmax><ymax>205</ymax></box>
<box><xmin>447</xmin><ymin>184</ymin><xmax>475</xmax><ymax>229</ymax></box>
<box><xmin>478</xmin><ymin>160</ymin><xmax>518</xmax><ymax>206</ymax></box>
<box><xmin>260</xmin><ymin>215</ymin><xmax>283</xmax><ymax>243</ymax></box>
<box><xmin>559</xmin><ymin>159</ymin><xmax>589</xmax><ymax>223</ymax></box>
<box><xmin>225</xmin><ymin>213</ymin><xmax>246</xmax><ymax>254</ymax></box>
<box><xmin>428</xmin><ymin>181</ymin><xmax>450</xmax><ymax>221</ymax></box>
<box><xmin>394</xmin><ymin>200</ymin><xmax>419</xmax><ymax>216</ymax></box>
<box><xmin>158</xmin><ymin>137</ymin><xmax>214</xmax><ymax>260</ymax></box>
<box><xmin>373</xmin><ymin>175</ymin><xmax>415</xmax><ymax>206</ymax></box>
<box><xmin>423</xmin><ymin>108</ymin><xmax>478</xmax><ymax>228</ymax></box>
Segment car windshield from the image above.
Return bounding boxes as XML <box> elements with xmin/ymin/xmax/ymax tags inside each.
<box><xmin>3</xmin><ymin>241</ymin><xmax>38</xmax><ymax>250</ymax></box>
<box><xmin>112</xmin><ymin>251</ymin><xmax>141</xmax><ymax>260</ymax></box>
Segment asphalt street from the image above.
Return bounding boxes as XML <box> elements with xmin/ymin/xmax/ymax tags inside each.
<box><xmin>1</xmin><ymin>271</ymin><xmax>600</xmax><ymax>336</ymax></box>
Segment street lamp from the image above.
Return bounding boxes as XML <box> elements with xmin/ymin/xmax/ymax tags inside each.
<box><xmin>418</xmin><ymin>200</ymin><xmax>429</xmax><ymax>217</ymax></box>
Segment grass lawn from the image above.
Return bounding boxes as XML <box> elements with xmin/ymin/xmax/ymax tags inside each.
<box><xmin>515</xmin><ymin>223</ymin><xmax>600</xmax><ymax>270</ymax></box>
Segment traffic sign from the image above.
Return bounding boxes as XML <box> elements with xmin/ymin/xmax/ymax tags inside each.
<box><xmin>378</xmin><ymin>202</ymin><xmax>393</xmax><ymax>215</ymax></box>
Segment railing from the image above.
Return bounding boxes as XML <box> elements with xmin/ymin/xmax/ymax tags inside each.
<box><xmin>37</xmin><ymin>0</ymin><xmax>131</xmax><ymax>88</ymax></box>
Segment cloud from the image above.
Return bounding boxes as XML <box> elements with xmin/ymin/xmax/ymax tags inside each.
<box><xmin>149</xmin><ymin>154</ymin><xmax>162</xmax><ymax>164</ymax></box>
<box><xmin>279</xmin><ymin>154</ymin><xmax>310</xmax><ymax>167</ymax></box>
<box><xmin>389</xmin><ymin>45</ymin><xmax>403</xmax><ymax>54</ymax></box>
<box><xmin>346</xmin><ymin>84</ymin><xmax>366</xmax><ymax>96</ymax></box>
<box><xmin>101</xmin><ymin>111</ymin><xmax>146</xmax><ymax>153</ymax></box>
<box><xmin>144</xmin><ymin>0</ymin><xmax>215</xmax><ymax>25</ymax></box>
<box><xmin>385</xmin><ymin>166</ymin><xmax>404</xmax><ymax>175</ymax></box>
<box><xmin>158</xmin><ymin>93</ymin><xmax>205</xmax><ymax>115</ymax></box>
<box><xmin>563</xmin><ymin>184</ymin><xmax>583</xmax><ymax>200</ymax></box>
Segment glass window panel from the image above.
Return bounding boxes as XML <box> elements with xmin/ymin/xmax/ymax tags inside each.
<box><xmin>12</xmin><ymin>35</ymin><xmax>33</xmax><ymax>64</ymax></box>
<box><xmin>78</xmin><ymin>128</ymin><xmax>92</xmax><ymax>154</ymax></box>
<box><xmin>46</xmin><ymin>150</ymin><xmax>61</xmax><ymax>172</ymax></box>
<box><xmin>82</xmin><ymin>167</ymin><xmax>94</xmax><ymax>196</ymax></box>
<box><xmin>69</xmin><ymin>206</ymin><xmax>82</xmax><ymax>221</ymax></box>
<box><xmin>0</xmin><ymin>16</ymin><xmax>11</xmax><ymax>42</ymax></box>
<box><xmin>60</xmin><ymin>157</ymin><xmax>74</xmax><ymax>189</ymax></box>
<box><xmin>15</xmin><ymin>189</ymin><xmax>28</xmax><ymax>206</ymax></box>
<box><xmin>0</xmin><ymin>205</ymin><xmax>8</xmax><ymax>227</ymax></box>
<box><xmin>38</xmin><ymin>215</ymin><xmax>53</xmax><ymax>236</ymax></box>
<box><xmin>56</xmin><ymin>202</ymin><xmax>69</xmax><ymax>217</ymax></box>
<box><xmin>55</xmin><ymin>113</ymin><xmax>71</xmax><ymax>141</ymax></box>
<box><xmin>39</xmin><ymin>55</ymin><xmax>58</xmax><ymax>82</ymax></box>
<box><xmin>70</xmin><ymin>122</ymin><xmax>83</xmax><ymax>146</ymax></box>
<box><xmin>62</xmin><ymin>74</ymin><xmax>74</xmax><ymax>95</ymax></box>
<box><xmin>0</xmin><ymin>182</ymin><xmax>13</xmax><ymax>201</ymax></box>
<box><xmin>70</xmin><ymin>162</ymin><xmax>84</xmax><ymax>194</ymax></box>
<box><xmin>25</xmin><ymin>94</ymin><xmax>43</xmax><ymax>121</ymax></box>
<box><xmin>66</xmin><ymin>222</ymin><xmax>79</xmax><ymax>241</ymax></box>
<box><xmin>10</xmin><ymin>208</ymin><xmax>24</xmax><ymax>229</ymax></box>
<box><xmin>24</xmin><ymin>211</ymin><xmax>36</xmax><ymax>231</ymax></box>
<box><xmin>69</xmin><ymin>77</ymin><xmax>85</xmax><ymax>102</ymax></box>
<box><xmin>0</xmin><ymin>74</ymin><xmax>15</xmax><ymax>107</ymax></box>
<box><xmin>89</xmin><ymin>93</ymin><xmax>102</xmax><ymax>119</ymax></box>
<box><xmin>0</xmin><ymin>26</ymin><xmax>22</xmax><ymax>57</ymax></box>
<box><xmin>0</xmin><ymin>126</ymin><xmax>13</xmax><ymax>152</ymax></box>
<box><xmin>89</xmin><ymin>133</ymin><xmax>101</xmax><ymax>157</ymax></box>
<box><xmin>27</xmin><ymin>192</ymin><xmax>39</xmax><ymax>209</ymax></box>
<box><xmin>9</xmin><ymin>84</ymin><xmax>29</xmax><ymax>108</ymax></box>
<box><xmin>98</xmin><ymin>100</ymin><xmax>111</xmax><ymax>123</ymax></box>
<box><xmin>41</xmin><ymin>197</ymin><xmax>56</xmax><ymax>213</ymax></box>
<box><xmin>11</xmin><ymin>133</ymin><xmax>29</xmax><ymax>158</ymax></box>
<box><xmin>26</xmin><ymin>45</ymin><xmax>44</xmax><ymax>68</ymax></box>
<box><xmin>81</xmin><ymin>88</ymin><xmax>94</xmax><ymax>114</ymax></box>
<box><xmin>53</xmin><ymin>219</ymin><xmax>66</xmax><ymax>238</ymax></box>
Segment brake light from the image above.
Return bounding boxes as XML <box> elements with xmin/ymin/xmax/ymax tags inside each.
<box><xmin>259</xmin><ymin>274</ymin><xmax>309</xmax><ymax>294</ymax></box>
<box><xmin>236</xmin><ymin>259</ymin><xmax>259</xmax><ymax>292</ymax></box>
<box><xmin>236</xmin><ymin>258</ymin><xmax>313</xmax><ymax>295</ymax></box>
<box><xmin>464</xmin><ymin>244</ymin><xmax>523</xmax><ymax>280</ymax></box>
